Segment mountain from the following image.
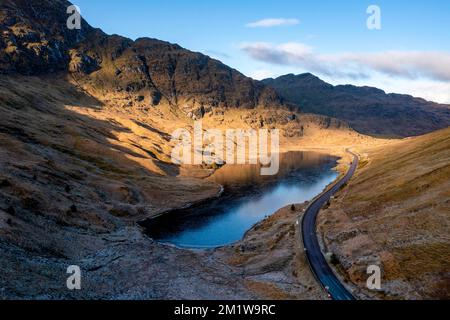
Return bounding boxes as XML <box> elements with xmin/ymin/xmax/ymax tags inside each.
<box><xmin>0</xmin><ymin>0</ymin><xmax>365</xmax><ymax>299</ymax></box>
<box><xmin>2</xmin><ymin>0</ymin><xmax>449</xmax><ymax>301</ymax></box>
<box><xmin>0</xmin><ymin>0</ymin><xmax>282</xmax><ymax>116</ymax></box>
<box><xmin>5</xmin><ymin>0</ymin><xmax>448</xmax><ymax>137</ymax></box>
<box><xmin>262</xmin><ymin>73</ymin><xmax>450</xmax><ymax>137</ymax></box>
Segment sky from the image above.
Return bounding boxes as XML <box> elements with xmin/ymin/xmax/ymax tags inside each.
<box><xmin>74</xmin><ymin>0</ymin><xmax>450</xmax><ymax>103</ymax></box>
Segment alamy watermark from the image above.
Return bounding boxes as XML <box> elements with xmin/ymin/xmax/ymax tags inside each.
<box><xmin>67</xmin><ymin>5</ymin><xmax>81</xmax><ymax>30</ymax></box>
<box><xmin>367</xmin><ymin>5</ymin><xmax>382</xmax><ymax>30</ymax></box>
<box><xmin>66</xmin><ymin>265</ymin><xmax>81</xmax><ymax>290</ymax></box>
<box><xmin>171</xmin><ymin>121</ymin><xmax>280</xmax><ymax>175</ymax></box>
<box><xmin>366</xmin><ymin>265</ymin><xmax>382</xmax><ymax>290</ymax></box>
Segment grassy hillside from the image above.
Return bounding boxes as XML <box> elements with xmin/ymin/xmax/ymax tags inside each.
<box><xmin>318</xmin><ymin>127</ymin><xmax>450</xmax><ymax>299</ymax></box>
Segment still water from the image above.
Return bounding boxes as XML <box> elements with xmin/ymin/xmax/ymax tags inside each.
<box><xmin>142</xmin><ymin>151</ymin><xmax>338</xmax><ymax>248</ymax></box>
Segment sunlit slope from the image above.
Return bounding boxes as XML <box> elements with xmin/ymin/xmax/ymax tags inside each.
<box><xmin>319</xmin><ymin>127</ymin><xmax>450</xmax><ymax>299</ymax></box>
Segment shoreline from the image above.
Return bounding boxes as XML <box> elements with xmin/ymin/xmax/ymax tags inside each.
<box><xmin>0</xmin><ymin>145</ymin><xmax>363</xmax><ymax>299</ymax></box>
<box><xmin>137</xmin><ymin>148</ymin><xmax>349</xmax><ymax>251</ymax></box>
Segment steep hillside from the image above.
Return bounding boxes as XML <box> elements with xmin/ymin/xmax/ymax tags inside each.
<box><xmin>318</xmin><ymin>127</ymin><xmax>450</xmax><ymax>299</ymax></box>
<box><xmin>263</xmin><ymin>73</ymin><xmax>450</xmax><ymax>137</ymax></box>
<box><xmin>2</xmin><ymin>0</ymin><xmax>447</xmax><ymax>301</ymax></box>
<box><xmin>0</xmin><ymin>0</ymin><xmax>282</xmax><ymax>116</ymax></box>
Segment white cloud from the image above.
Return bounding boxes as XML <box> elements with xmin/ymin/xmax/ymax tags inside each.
<box><xmin>374</xmin><ymin>78</ymin><xmax>450</xmax><ymax>104</ymax></box>
<box><xmin>240</xmin><ymin>42</ymin><xmax>314</xmax><ymax>67</ymax></box>
<box><xmin>246</xmin><ymin>18</ymin><xmax>299</xmax><ymax>28</ymax></box>
<box><xmin>241</xmin><ymin>41</ymin><xmax>450</xmax><ymax>82</ymax></box>
<box><xmin>248</xmin><ymin>69</ymin><xmax>274</xmax><ymax>80</ymax></box>
<box><xmin>240</xmin><ymin>41</ymin><xmax>331</xmax><ymax>76</ymax></box>
<box><xmin>326</xmin><ymin>51</ymin><xmax>450</xmax><ymax>81</ymax></box>
<box><xmin>204</xmin><ymin>50</ymin><xmax>230</xmax><ymax>60</ymax></box>
<box><xmin>240</xmin><ymin>41</ymin><xmax>450</xmax><ymax>103</ymax></box>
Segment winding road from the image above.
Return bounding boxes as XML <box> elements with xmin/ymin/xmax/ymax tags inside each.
<box><xmin>299</xmin><ymin>150</ymin><xmax>358</xmax><ymax>300</ymax></box>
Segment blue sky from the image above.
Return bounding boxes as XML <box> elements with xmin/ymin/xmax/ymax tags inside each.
<box><xmin>74</xmin><ymin>0</ymin><xmax>450</xmax><ymax>102</ymax></box>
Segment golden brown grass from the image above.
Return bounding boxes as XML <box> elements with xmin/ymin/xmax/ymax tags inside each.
<box><xmin>318</xmin><ymin>127</ymin><xmax>450</xmax><ymax>299</ymax></box>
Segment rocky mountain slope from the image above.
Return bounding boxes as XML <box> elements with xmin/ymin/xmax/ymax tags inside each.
<box><xmin>1</xmin><ymin>0</ymin><xmax>282</xmax><ymax>117</ymax></box>
<box><xmin>5</xmin><ymin>0</ymin><xmax>447</xmax><ymax>137</ymax></box>
<box><xmin>263</xmin><ymin>74</ymin><xmax>450</xmax><ymax>137</ymax></box>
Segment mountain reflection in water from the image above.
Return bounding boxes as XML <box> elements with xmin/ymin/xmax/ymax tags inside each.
<box><xmin>141</xmin><ymin>151</ymin><xmax>338</xmax><ymax>248</ymax></box>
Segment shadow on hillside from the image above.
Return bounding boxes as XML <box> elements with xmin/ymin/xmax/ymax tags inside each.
<box><xmin>0</xmin><ymin>75</ymin><xmax>181</xmax><ymax>183</ymax></box>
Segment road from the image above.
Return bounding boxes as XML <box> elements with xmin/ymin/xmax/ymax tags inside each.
<box><xmin>299</xmin><ymin>150</ymin><xmax>358</xmax><ymax>300</ymax></box>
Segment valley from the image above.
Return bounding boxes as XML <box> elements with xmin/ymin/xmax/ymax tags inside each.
<box><xmin>0</xmin><ymin>74</ymin><xmax>371</xmax><ymax>299</ymax></box>
<box><xmin>0</xmin><ymin>0</ymin><xmax>449</xmax><ymax>301</ymax></box>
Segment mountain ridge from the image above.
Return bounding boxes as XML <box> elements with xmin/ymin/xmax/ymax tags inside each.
<box><xmin>263</xmin><ymin>73</ymin><xmax>450</xmax><ymax>137</ymax></box>
<box><xmin>4</xmin><ymin>0</ymin><xmax>449</xmax><ymax>138</ymax></box>
<box><xmin>0</xmin><ymin>0</ymin><xmax>283</xmax><ymax>115</ymax></box>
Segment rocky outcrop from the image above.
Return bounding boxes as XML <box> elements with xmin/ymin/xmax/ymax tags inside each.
<box><xmin>0</xmin><ymin>0</ymin><xmax>94</xmax><ymax>74</ymax></box>
<box><xmin>0</xmin><ymin>0</ymin><xmax>282</xmax><ymax>110</ymax></box>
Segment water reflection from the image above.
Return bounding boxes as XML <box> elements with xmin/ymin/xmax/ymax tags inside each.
<box><xmin>141</xmin><ymin>151</ymin><xmax>338</xmax><ymax>248</ymax></box>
